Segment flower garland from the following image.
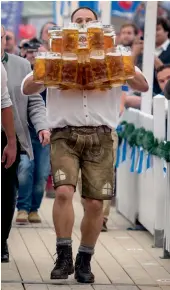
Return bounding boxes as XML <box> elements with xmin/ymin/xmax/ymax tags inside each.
<box><xmin>117</xmin><ymin>121</ymin><xmax>170</xmax><ymax>162</ymax></box>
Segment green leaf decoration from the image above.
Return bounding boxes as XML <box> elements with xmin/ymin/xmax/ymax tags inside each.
<box><xmin>117</xmin><ymin>121</ymin><xmax>170</xmax><ymax>162</ymax></box>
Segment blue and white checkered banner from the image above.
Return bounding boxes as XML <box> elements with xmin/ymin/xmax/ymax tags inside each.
<box><xmin>111</xmin><ymin>1</ymin><xmax>141</xmax><ymax>18</ymax></box>
<box><xmin>1</xmin><ymin>1</ymin><xmax>23</xmax><ymax>37</ymax></box>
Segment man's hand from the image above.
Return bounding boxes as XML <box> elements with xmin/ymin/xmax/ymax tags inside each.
<box><xmin>132</xmin><ymin>39</ymin><xmax>143</xmax><ymax>58</ymax></box>
<box><xmin>39</xmin><ymin>130</ymin><xmax>50</xmax><ymax>146</ymax></box>
<box><xmin>2</xmin><ymin>140</ymin><xmax>17</xmax><ymax>169</ymax></box>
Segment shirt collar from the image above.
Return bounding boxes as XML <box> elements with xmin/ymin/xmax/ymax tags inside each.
<box><xmin>161</xmin><ymin>39</ymin><xmax>170</xmax><ymax>51</ymax></box>
<box><xmin>1</xmin><ymin>52</ymin><xmax>8</xmax><ymax>64</ymax></box>
<box><xmin>156</xmin><ymin>39</ymin><xmax>170</xmax><ymax>55</ymax></box>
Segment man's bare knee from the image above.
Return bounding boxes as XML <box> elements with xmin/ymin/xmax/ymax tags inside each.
<box><xmin>55</xmin><ymin>185</ymin><xmax>74</xmax><ymax>204</ymax></box>
<box><xmin>84</xmin><ymin>198</ymin><xmax>103</xmax><ymax>215</ymax></box>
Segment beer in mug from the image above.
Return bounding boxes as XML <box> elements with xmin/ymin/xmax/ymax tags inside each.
<box><xmin>87</xmin><ymin>21</ymin><xmax>104</xmax><ymax>51</ymax></box>
<box><xmin>90</xmin><ymin>52</ymin><xmax>108</xmax><ymax>85</ymax></box>
<box><xmin>106</xmin><ymin>47</ymin><xmax>124</xmax><ymax>86</ymax></box>
<box><xmin>62</xmin><ymin>23</ymin><xmax>79</xmax><ymax>54</ymax></box>
<box><xmin>45</xmin><ymin>52</ymin><xmax>62</xmax><ymax>87</ymax></box>
<box><xmin>48</xmin><ymin>26</ymin><xmax>62</xmax><ymax>53</ymax></box>
<box><xmin>62</xmin><ymin>54</ymin><xmax>78</xmax><ymax>87</ymax></box>
<box><xmin>33</xmin><ymin>52</ymin><xmax>46</xmax><ymax>84</ymax></box>
<box><xmin>103</xmin><ymin>25</ymin><xmax>115</xmax><ymax>51</ymax></box>
<box><xmin>121</xmin><ymin>46</ymin><xmax>135</xmax><ymax>79</ymax></box>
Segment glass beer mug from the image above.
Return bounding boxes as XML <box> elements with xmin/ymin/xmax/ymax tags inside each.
<box><xmin>78</xmin><ymin>26</ymin><xmax>88</xmax><ymax>53</ymax></box>
<box><xmin>45</xmin><ymin>52</ymin><xmax>62</xmax><ymax>87</ymax></box>
<box><xmin>62</xmin><ymin>23</ymin><xmax>79</xmax><ymax>54</ymax></box>
<box><xmin>48</xmin><ymin>26</ymin><xmax>62</xmax><ymax>53</ymax></box>
<box><xmin>33</xmin><ymin>52</ymin><xmax>46</xmax><ymax>84</ymax></box>
<box><xmin>121</xmin><ymin>46</ymin><xmax>135</xmax><ymax>79</ymax></box>
<box><xmin>87</xmin><ymin>20</ymin><xmax>104</xmax><ymax>51</ymax></box>
<box><xmin>89</xmin><ymin>51</ymin><xmax>108</xmax><ymax>85</ymax></box>
<box><xmin>62</xmin><ymin>53</ymin><xmax>78</xmax><ymax>88</ymax></box>
<box><xmin>103</xmin><ymin>25</ymin><xmax>115</xmax><ymax>51</ymax></box>
<box><xmin>106</xmin><ymin>47</ymin><xmax>125</xmax><ymax>87</ymax></box>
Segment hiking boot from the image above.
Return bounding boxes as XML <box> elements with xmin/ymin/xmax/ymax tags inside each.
<box><xmin>16</xmin><ymin>210</ymin><xmax>28</xmax><ymax>224</ymax></box>
<box><xmin>50</xmin><ymin>245</ymin><xmax>74</xmax><ymax>279</ymax></box>
<box><xmin>101</xmin><ymin>220</ymin><xmax>108</xmax><ymax>232</ymax></box>
<box><xmin>75</xmin><ymin>252</ymin><xmax>95</xmax><ymax>283</ymax></box>
<box><xmin>28</xmin><ymin>212</ymin><xmax>41</xmax><ymax>223</ymax></box>
<box><xmin>1</xmin><ymin>242</ymin><xmax>9</xmax><ymax>263</ymax></box>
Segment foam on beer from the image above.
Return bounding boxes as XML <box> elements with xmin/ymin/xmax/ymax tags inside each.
<box><xmin>46</xmin><ymin>54</ymin><xmax>61</xmax><ymax>59</ymax></box>
<box><xmin>106</xmin><ymin>52</ymin><xmax>121</xmax><ymax>57</ymax></box>
<box><xmin>87</xmin><ymin>22</ymin><xmax>102</xmax><ymax>29</ymax></box>
<box><xmin>104</xmin><ymin>32</ymin><xmax>114</xmax><ymax>37</ymax></box>
<box><xmin>62</xmin><ymin>55</ymin><xmax>78</xmax><ymax>61</ymax></box>
<box><xmin>90</xmin><ymin>55</ymin><xmax>105</xmax><ymax>60</ymax></box>
<box><xmin>35</xmin><ymin>55</ymin><xmax>46</xmax><ymax>59</ymax></box>
<box><xmin>63</xmin><ymin>23</ymin><xmax>79</xmax><ymax>31</ymax></box>
<box><xmin>121</xmin><ymin>50</ymin><xmax>131</xmax><ymax>56</ymax></box>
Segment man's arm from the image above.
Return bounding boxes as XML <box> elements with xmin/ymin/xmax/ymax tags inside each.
<box><xmin>21</xmin><ymin>71</ymin><xmax>45</xmax><ymax>96</ymax></box>
<box><xmin>127</xmin><ymin>67</ymin><xmax>149</xmax><ymax>92</ymax></box>
<box><xmin>154</xmin><ymin>56</ymin><xmax>163</xmax><ymax>70</ymax></box>
<box><xmin>124</xmin><ymin>95</ymin><xmax>141</xmax><ymax>109</ymax></box>
<box><xmin>1</xmin><ymin>63</ymin><xmax>16</xmax><ymax>168</ymax></box>
<box><xmin>28</xmin><ymin>94</ymin><xmax>50</xmax><ymax>146</ymax></box>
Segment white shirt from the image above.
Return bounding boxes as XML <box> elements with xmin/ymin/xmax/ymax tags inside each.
<box><xmin>155</xmin><ymin>39</ymin><xmax>170</xmax><ymax>57</ymax></box>
<box><xmin>1</xmin><ymin>62</ymin><xmax>12</xmax><ymax>109</ymax></box>
<box><xmin>21</xmin><ymin>66</ymin><xmax>145</xmax><ymax>129</ymax></box>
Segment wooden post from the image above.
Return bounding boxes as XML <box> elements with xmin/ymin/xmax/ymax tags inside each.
<box><xmin>153</xmin><ymin>96</ymin><xmax>166</xmax><ymax>247</ymax></box>
<box><xmin>141</xmin><ymin>1</ymin><xmax>158</xmax><ymax>114</ymax></box>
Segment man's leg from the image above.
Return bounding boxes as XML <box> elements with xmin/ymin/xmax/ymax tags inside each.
<box><xmin>30</xmin><ymin>136</ymin><xmax>50</xmax><ymax>222</ymax></box>
<box><xmin>1</xmin><ymin>131</ymin><xmax>20</xmax><ymax>262</ymax></box>
<box><xmin>102</xmin><ymin>130</ymin><xmax>118</xmax><ymax>232</ymax></box>
<box><xmin>16</xmin><ymin>154</ymin><xmax>34</xmax><ymax>223</ymax></box>
<box><xmin>75</xmin><ymin>130</ymin><xmax>114</xmax><ymax>283</ymax></box>
<box><xmin>102</xmin><ymin>200</ymin><xmax>112</xmax><ymax>232</ymax></box>
<box><xmin>50</xmin><ymin>130</ymin><xmax>80</xmax><ymax>279</ymax></box>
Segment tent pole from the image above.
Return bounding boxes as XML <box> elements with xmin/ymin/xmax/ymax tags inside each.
<box><xmin>141</xmin><ymin>1</ymin><xmax>158</xmax><ymax>114</ymax></box>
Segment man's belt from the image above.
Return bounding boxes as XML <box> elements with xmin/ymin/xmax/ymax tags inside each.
<box><xmin>52</xmin><ymin>125</ymin><xmax>111</xmax><ymax>134</ymax></box>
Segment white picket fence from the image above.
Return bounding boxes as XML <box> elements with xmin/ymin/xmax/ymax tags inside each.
<box><xmin>116</xmin><ymin>96</ymin><xmax>170</xmax><ymax>255</ymax></box>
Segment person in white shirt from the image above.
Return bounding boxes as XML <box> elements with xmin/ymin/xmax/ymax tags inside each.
<box><xmin>21</xmin><ymin>7</ymin><xmax>149</xmax><ymax>284</ymax></box>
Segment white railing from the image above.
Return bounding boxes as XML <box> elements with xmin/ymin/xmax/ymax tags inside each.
<box><xmin>163</xmin><ymin>100</ymin><xmax>170</xmax><ymax>257</ymax></box>
<box><xmin>116</xmin><ymin>95</ymin><xmax>170</xmax><ymax>252</ymax></box>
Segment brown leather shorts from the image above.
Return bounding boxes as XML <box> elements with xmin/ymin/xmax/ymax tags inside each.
<box><xmin>50</xmin><ymin>126</ymin><xmax>117</xmax><ymax>200</ymax></box>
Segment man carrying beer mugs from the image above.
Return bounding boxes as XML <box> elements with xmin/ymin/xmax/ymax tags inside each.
<box><xmin>21</xmin><ymin>7</ymin><xmax>149</xmax><ymax>284</ymax></box>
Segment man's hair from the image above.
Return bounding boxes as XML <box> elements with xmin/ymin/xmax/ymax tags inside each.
<box><xmin>157</xmin><ymin>17</ymin><xmax>170</xmax><ymax>37</ymax></box>
<box><xmin>120</xmin><ymin>23</ymin><xmax>139</xmax><ymax>36</ymax></box>
<box><xmin>156</xmin><ymin>64</ymin><xmax>170</xmax><ymax>74</ymax></box>
<box><xmin>39</xmin><ymin>22</ymin><xmax>56</xmax><ymax>39</ymax></box>
<box><xmin>71</xmin><ymin>7</ymin><xmax>98</xmax><ymax>22</ymax></box>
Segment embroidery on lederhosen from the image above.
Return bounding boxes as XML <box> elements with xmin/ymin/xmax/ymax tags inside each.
<box><xmin>102</xmin><ymin>183</ymin><xmax>112</xmax><ymax>196</ymax></box>
<box><xmin>54</xmin><ymin>170</ymin><xmax>66</xmax><ymax>183</ymax></box>
<box><xmin>111</xmin><ymin>129</ymin><xmax>118</xmax><ymax>166</ymax></box>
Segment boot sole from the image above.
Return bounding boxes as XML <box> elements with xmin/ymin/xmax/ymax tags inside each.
<box><xmin>16</xmin><ymin>219</ymin><xmax>28</xmax><ymax>224</ymax></box>
<box><xmin>1</xmin><ymin>258</ymin><xmax>9</xmax><ymax>263</ymax></box>
<box><xmin>51</xmin><ymin>268</ymin><xmax>74</xmax><ymax>280</ymax></box>
<box><xmin>28</xmin><ymin>220</ymin><xmax>41</xmax><ymax>223</ymax></box>
<box><xmin>75</xmin><ymin>273</ymin><xmax>94</xmax><ymax>284</ymax></box>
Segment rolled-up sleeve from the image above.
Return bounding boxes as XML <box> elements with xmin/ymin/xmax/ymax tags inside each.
<box><xmin>1</xmin><ymin>63</ymin><xmax>12</xmax><ymax>109</ymax></box>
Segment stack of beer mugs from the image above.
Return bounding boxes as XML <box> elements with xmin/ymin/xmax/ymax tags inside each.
<box><xmin>33</xmin><ymin>21</ymin><xmax>135</xmax><ymax>89</ymax></box>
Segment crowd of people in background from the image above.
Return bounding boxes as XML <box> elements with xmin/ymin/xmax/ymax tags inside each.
<box><xmin>1</xmin><ymin>5</ymin><xmax>170</xmax><ymax>282</ymax></box>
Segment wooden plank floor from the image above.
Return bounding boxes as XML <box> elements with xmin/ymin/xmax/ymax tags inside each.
<box><xmin>2</xmin><ymin>192</ymin><xmax>170</xmax><ymax>290</ymax></box>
